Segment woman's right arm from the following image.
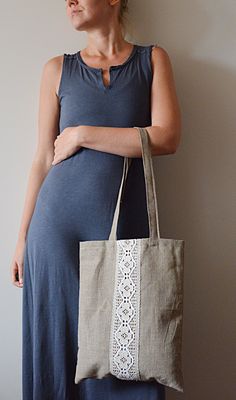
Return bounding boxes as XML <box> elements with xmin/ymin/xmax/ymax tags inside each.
<box><xmin>11</xmin><ymin>55</ymin><xmax>63</xmax><ymax>288</ymax></box>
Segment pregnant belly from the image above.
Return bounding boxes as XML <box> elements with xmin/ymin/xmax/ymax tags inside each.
<box><xmin>40</xmin><ymin>148</ymin><xmax>123</xmax><ymax>200</ymax></box>
<box><xmin>28</xmin><ymin>148</ymin><xmax>124</xmax><ymax>240</ymax></box>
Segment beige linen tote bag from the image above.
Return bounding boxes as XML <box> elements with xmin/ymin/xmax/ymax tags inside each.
<box><xmin>74</xmin><ymin>127</ymin><xmax>185</xmax><ymax>392</ymax></box>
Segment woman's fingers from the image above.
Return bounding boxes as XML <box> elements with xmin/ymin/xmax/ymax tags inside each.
<box><xmin>11</xmin><ymin>261</ymin><xmax>23</xmax><ymax>288</ymax></box>
<box><xmin>18</xmin><ymin>262</ymin><xmax>24</xmax><ymax>286</ymax></box>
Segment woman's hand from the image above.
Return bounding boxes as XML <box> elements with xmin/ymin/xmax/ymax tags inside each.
<box><xmin>52</xmin><ymin>126</ymin><xmax>82</xmax><ymax>165</ymax></box>
<box><xmin>11</xmin><ymin>238</ymin><xmax>26</xmax><ymax>288</ymax></box>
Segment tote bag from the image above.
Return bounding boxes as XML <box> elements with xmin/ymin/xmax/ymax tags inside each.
<box><xmin>74</xmin><ymin>127</ymin><xmax>185</xmax><ymax>392</ymax></box>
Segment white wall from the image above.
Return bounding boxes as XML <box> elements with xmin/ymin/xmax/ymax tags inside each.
<box><xmin>1</xmin><ymin>1</ymin><xmax>235</xmax><ymax>399</ymax></box>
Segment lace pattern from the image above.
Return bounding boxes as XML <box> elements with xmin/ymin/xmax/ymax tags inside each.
<box><xmin>109</xmin><ymin>239</ymin><xmax>141</xmax><ymax>380</ymax></box>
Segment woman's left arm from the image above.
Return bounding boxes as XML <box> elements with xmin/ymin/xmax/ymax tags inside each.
<box><xmin>52</xmin><ymin>46</ymin><xmax>181</xmax><ymax>164</ymax></box>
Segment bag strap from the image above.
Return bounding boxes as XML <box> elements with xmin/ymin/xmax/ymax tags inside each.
<box><xmin>109</xmin><ymin>127</ymin><xmax>161</xmax><ymax>245</ymax></box>
<box><xmin>108</xmin><ymin>156</ymin><xmax>131</xmax><ymax>240</ymax></box>
<box><xmin>119</xmin><ymin>157</ymin><xmax>131</xmax><ymax>205</ymax></box>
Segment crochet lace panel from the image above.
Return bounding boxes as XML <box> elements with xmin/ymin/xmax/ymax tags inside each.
<box><xmin>109</xmin><ymin>239</ymin><xmax>141</xmax><ymax>380</ymax></box>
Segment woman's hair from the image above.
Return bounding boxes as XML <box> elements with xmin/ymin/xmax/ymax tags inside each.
<box><xmin>118</xmin><ymin>0</ymin><xmax>129</xmax><ymax>35</ymax></box>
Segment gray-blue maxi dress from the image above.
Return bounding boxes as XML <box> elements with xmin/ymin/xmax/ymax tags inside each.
<box><xmin>22</xmin><ymin>43</ymin><xmax>166</xmax><ymax>400</ymax></box>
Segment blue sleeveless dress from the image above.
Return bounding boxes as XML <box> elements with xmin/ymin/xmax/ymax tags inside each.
<box><xmin>22</xmin><ymin>43</ymin><xmax>166</xmax><ymax>400</ymax></box>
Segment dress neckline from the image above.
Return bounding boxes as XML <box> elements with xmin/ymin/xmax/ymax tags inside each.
<box><xmin>76</xmin><ymin>44</ymin><xmax>138</xmax><ymax>72</ymax></box>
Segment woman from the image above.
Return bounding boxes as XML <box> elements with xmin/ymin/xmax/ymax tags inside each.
<box><xmin>11</xmin><ymin>0</ymin><xmax>181</xmax><ymax>399</ymax></box>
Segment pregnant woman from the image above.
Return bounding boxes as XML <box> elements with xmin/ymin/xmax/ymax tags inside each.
<box><xmin>11</xmin><ymin>0</ymin><xmax>181</xmax><ymax>399</ymax></box>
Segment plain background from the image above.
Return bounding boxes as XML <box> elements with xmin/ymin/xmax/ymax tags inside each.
<box><xmin>1</xmin><ymin>1</ymin><xmax>235</xmax><ymax>399</ymax></box>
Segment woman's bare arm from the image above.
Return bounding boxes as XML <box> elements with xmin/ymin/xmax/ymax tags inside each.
<box><xmin>11</xmin><ymin>55</ymin><xmax>63</xmax><ymax>287</ymax></box>
<box><xmin>17</xmin><ymin>56</ymin><xmax>62</xmax><ymax>242</ymax></box>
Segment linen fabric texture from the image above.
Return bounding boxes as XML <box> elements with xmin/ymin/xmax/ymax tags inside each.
<box><xmin>74</xmin><ymin>127</ymin><xmax>185</xmax><ymax>392</ymax></box>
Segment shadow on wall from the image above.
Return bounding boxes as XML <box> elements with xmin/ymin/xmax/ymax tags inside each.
<box><xmin>132</xmin><ymin>1</ymin><xmax>236</xmax><ymax>400</ymax></box>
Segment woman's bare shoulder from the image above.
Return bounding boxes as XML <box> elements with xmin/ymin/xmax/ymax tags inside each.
<box><xmin>150</xmin><ymin>44</ymin><xmax>177</xmax><ymax>85</ymax></box>
<box><xmin>150</xmin><ymin>44</ymin><xmax>173</xmax><ymax>70</ymax></box>
<box><xmin>40</xmin><ymin>55</ymin><xmax>64</xmax><ymax>97</ymax></box>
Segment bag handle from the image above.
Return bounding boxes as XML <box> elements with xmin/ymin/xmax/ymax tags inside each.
<box><xmin>109</xmin><ymin>127</ymin><xmax>161</xmax><ymax>245</ymax></box>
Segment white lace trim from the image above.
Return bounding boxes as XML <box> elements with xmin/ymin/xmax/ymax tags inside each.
<box><xmin>109</xmin><ymin>239</ymin><xmax>141</xmax><ymax>380</ymax></box>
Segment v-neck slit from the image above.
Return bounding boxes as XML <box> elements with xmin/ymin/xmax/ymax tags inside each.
<box><xmin>75</xmin><ymin>44</ymin><xmax>138</xmax><ymax>91</ymax></box>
